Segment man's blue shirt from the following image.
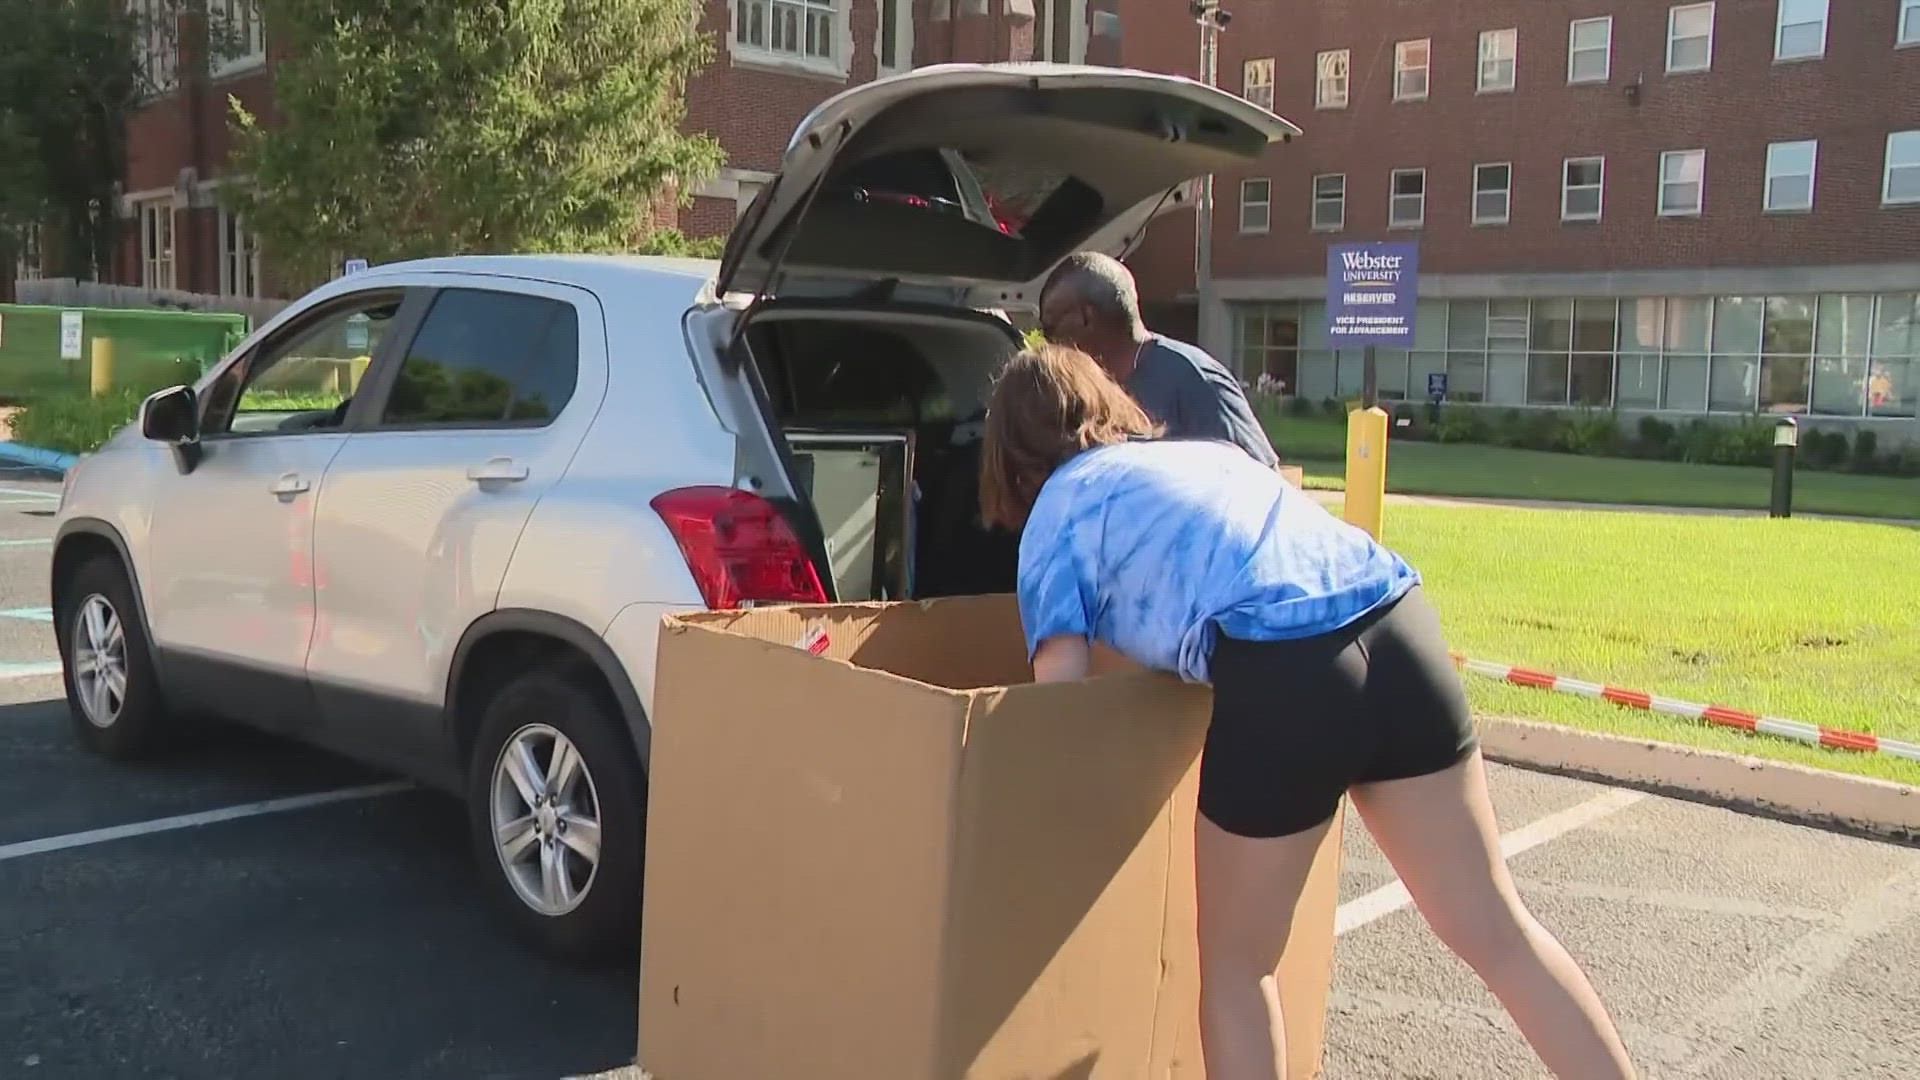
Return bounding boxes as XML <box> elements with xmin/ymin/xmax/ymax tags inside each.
<box><xmin>1017</xmin><ymin>438</ymin><xmax>1420</xmax><ymax>684</ymax></box>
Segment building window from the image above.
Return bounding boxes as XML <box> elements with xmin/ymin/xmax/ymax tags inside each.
<box><xmin>137</xmin><ymin>198</ymin><xmax>175</xmax><ymax>291</ymax></box>
<box><xmin>1667</xmin><ymin>3</ymin><xmax>1714</xmax><ymax>73</ymax></box>
<box><xmin>129</xmin><ymin>0</ymin><xmax>178</xmax><ymax>94</ymax></box>
<box><xmin>1774</xmin><ymin>0</ymin><xmax>1827</xmax><ymax>61</ymax></box>
<box><xmin>876</xmin><ymin>0</ymin><xmax>914</xmax><ymax>73</ymax></box>
<box><xmin>1033</xmin><ymin>0</ymin><xmax>1087</xmax><ymax>64</ymax></box>
<box><xmin>1242</xmin><ymin>57</ymin><xmax>1274</xmax><ymax>111</ymax></box>
<box><xmin>1238</xmin><ymin>179</ymin><xmax>1271</xmax><ymax>234</ymax></box>
<box><xmin>1562</xmin><ymin>157</ymin><xmax>1605</xmax><ymax>221</ymax></box>
<box><xmin>1659</xmin><ymin>149</ymin><xmax>1706</xmax><ymax>217</ymax></box>
<box><xmin>1902</xmin><ymin>0</ymin><xmax>1920</xmax><ymax>47</ymax></box>
<box><xmin>14</xmin><ymin>223</ymin><xmax>42</xmax><ymax>281</ymax></box>
<box><xmin>1311</xmin><ymin>173</ymin><xmax>1345</xmax><ymax>231</ymax></box>
<box><xmin>1764</xmin><ymin>140</ymin><xmax>1817</xmax><ymax>213</ymax></box>
<box><xmin>209</xmin><ymin>0</ymin><xmax>266</xmax><ymax>77</ymax></box>
<box><xmin>735</xmin><ymin>0</ymin><xmax>840</xmax><ymax>66</ymax></box>
<box><xmin>1568</xmin><ymin>17</ymin><xmax>1612</xmax><ymax>84</ymax></box>
<box><xmin>1885</xmin><ymin>131</ymin><xmax>1920</xmax><ymax>205</ymax></box>
<box><xmin>1389</xmin><ymin>168</ymin><xmax>1426</xmax><ymax>228</ymax></box>
<box><xmin>1231</xmin><ymin>302</ymin><xmax>1304</xmax><ymax>388</ymax></box>
<box><xmin>1315</xmin><ymin>49</ymin><xmax>1349</xmax><ymax>108</ymax></box>
<box><xmin>1394</xmin><ymin>39</ymin><xmax>1430</xmax><ymax>101</ymax></box>
<box><xmin>1472</xmin><ymin>163</ymin><xmax>1511</xmax><ymax>225</ymax></box>
<box><xmin>1869</xmin><ymin>294</ymin><xmax>1918</xmax><ymax>417</ymax></box>
<box><xmin>1477</xmin><ymin>28</ymin><xmax>1517</xmax><ymax>93</ymax></box>
<box><xmin>219</xmin><ymin>209</ymin><xmax>263</xmax><ymax>298</ymax></box>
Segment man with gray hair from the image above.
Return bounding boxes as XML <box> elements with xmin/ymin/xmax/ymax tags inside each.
<box><xmin>1037</xmin><ymin>252</ymin><xmax>1279</xmax><ymax>468</ymax></box>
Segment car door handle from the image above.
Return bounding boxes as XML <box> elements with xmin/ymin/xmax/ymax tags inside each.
<box><xmin>270</xmin><ymin>473</ymin><xmax>310</xmax><ymax>496</ymax></box>
<box><xmin>466</xmin><ymin>458</ymin><xmax>529</xmax><ymax>484</ymax></box>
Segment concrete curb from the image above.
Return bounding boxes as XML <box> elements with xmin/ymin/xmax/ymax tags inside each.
<box><xmin>0</xmin><ymin>441</ymin><xmax>78</xmax><ymax>474</ymax></box>
<box><xmin>1480</xmin><ymin>716</ymin><xmax>1920</xmax><ymax>845</ymax></box>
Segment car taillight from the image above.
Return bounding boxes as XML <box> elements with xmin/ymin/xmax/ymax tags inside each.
<box><xmin>651</xmin><ymin>487</ymin><xmax>828</xmax><ymax>610</ymax></box>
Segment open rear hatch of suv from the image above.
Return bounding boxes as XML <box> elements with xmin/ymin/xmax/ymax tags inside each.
<box><xmin>678</xmin><ymin>64</ymin><xmax>1298</xmax><ymax>607</ymax></box>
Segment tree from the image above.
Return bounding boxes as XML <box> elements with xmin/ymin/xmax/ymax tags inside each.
<box><xmin>226</xmin><ymin>0</ymin><xmax>724</xmax><ymax>281</ymax></box>
<box><xmin>0</xmin><ymin>0</ymin><xmax>151</xmax><ymax>282</ymax></box>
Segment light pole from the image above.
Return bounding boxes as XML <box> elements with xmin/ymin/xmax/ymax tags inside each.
<box><xmin>1191</xmin><ymin>0</ymin><xmax>1231</xmax><ymax>345</ymax></box>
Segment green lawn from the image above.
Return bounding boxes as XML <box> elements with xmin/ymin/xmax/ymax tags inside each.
<box><xmin>1268</xmin><ymin>416</ymin><xmax>1920</xmax><ymax>521</ymax></box>
<box><xmin>1368</xmin><ymin>502</ymin><xmax>1920</xmax><ymax>785</ymax></box>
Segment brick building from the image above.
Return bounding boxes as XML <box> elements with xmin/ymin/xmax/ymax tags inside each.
<box><xmin>104</xmin><ymin>0</ymin><xmax>1118</xmax><ymax>298</ymax></box>
<box><xmin>1118</xmin><ymin>0</ymin><xmax>1920</xmax><ymax>430</ymax></box>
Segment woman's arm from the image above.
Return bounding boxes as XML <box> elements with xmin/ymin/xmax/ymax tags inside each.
<box><xmin>1032</xmin><ymin>634</ymin><xmax>1092</xmax><ymax>684</ymax></box>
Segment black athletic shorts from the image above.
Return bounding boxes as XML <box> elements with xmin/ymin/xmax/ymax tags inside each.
<box><xmin>1198</xmin><ymin>585</ymin><xmax>1478</xmax><ymax>839</ymax></box>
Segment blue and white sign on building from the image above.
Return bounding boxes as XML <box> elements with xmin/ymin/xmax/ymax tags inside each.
<box><xmin>1427</xmin><ymin>372</ymin><xmax>1448</xmax><ymax>399</ymax></box>
<box><xmin>1326</xmin><ymin>241</ymin><xmax>1419</xmax><ymax>349</ymax></box>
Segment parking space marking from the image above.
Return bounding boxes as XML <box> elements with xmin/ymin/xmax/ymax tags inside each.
<box><xmin>0</xmin><ymin>539</ymin><xmax>52</xmax><ymax>547</ymax></box>
<box><xmin>0</xmin><ymin>661</ymin><xmax>63</xmax><ymax>680</ymax></box>
<box><xmin>1334</xmin><ymin>787</ymin><xmax>1646</xmax><ymax>936</ymax></box>
<box><xmin>0</xmin><ymin>606</ymin><xmax>52</xmax><ymax>622</ymax></box>
<box><xmin>0</xmin><ymin>487</ymin><xmax>59</xmax><ymax>499</ymax></box>
<box><xmin>0</xmin><ymin>780</ymin><xmax>417</xmax><ymax>863</ymax></box>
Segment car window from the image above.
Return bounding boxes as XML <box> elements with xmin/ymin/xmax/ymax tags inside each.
<box><xmin>201</xmin><ymin>293</ymin><xmax>404</xmax><ymax>437</ymax></box>
<box><xmin>378</xmin><ymin>289</ymin><xmax>579</xmax><ymax>428</ymax></box>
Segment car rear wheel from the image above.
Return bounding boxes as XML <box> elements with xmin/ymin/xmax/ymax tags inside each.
<box><xmin>466</xmin><ymin>660</ymin><xmax>645</xmax><ymax>959</ymax></box>
<box><xmin>57</xmin><ymin>556</ymin><xmax>168</xmax><ymax>759</ymax></box>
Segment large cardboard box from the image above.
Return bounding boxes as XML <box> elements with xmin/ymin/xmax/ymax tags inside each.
<box><xmin>638</xmin><ymin>596</ymin><xmax>1342</xmax><ymax>1079</ymax></box>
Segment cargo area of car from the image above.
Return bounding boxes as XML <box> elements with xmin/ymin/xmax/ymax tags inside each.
<box><xmin>734</xmin><ymin>304</ymin><xmax>1025</xmax><ymax>602</ymax></box>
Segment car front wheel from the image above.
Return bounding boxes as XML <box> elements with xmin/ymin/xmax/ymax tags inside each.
<box><xmin>466</xmin><ymin>660</ymin><xmax>645</xmax><ymax>959</ymax></box>
<box><xmin>57</xmin><ymin>556</ymin><xmax>169</xmax><ymax>759</ymax></box>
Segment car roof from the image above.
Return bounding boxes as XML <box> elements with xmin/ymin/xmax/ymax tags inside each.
<box><xmin>355</xmin><ymin>253</ymin><xmax>722</xmax><ymax>295</ymax></box>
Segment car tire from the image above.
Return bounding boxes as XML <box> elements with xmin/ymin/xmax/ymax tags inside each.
<box><xmin>56</xmin><ymin>555</ymin><xmax>169</xmax><ymax>760</ymax></box>
<box><xmin>466</xmin><ymin>659</ymin><xmax>646</xmax><ymax>961</ymax></box>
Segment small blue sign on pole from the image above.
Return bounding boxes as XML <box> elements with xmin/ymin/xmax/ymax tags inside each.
<box><xmin>1326</xmin><ymin>242</ymin><xmax>1420</xmax><ymax>349</ymax></box>
<box><xmin>1427</xmin><ymin>372</ymin><xmax>1448</xmax><ymax>399</ymax></box>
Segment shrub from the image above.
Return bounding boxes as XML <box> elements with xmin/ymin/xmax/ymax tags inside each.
<box><xmin>1320</xmin><ymin>396</ymin><xmax>1344</xmax><ymax>418</ymax></box>
<box><xmin>1434</xmin><ymin>408</ymin><xmax>1491</xmax><ymax>444</ymax></box>
<box><xmin>1286</xmin><ymin>394</ymin><xmax>1318</xmax><ymax>418</ymax></box>
<box><xmin>1554</xmin><ymin>409</ymin><xmax>1620</xmax><ymax>455</ymax></box>
<box><xmin>1852</xmin><ymin>429</ymin><xmax>1880</xmax><ymax>473</ymax></box>
<box><xmin>1636</xmin><ymin>416</ymin><xmax>1678</xmax><ymax>458</ymax></box>
<box><xmin>1799</xmin><ymin>429</ymin><xmax>1848</xmax><ymax>471</ymax></box>
<box><xmin>8</xmin><ymin>391</ymin><xmax>146</xmax><ymax>456</ymax></box>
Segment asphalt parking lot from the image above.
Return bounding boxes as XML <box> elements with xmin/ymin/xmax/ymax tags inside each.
<box><xmin>1</xmin><ymin>467</ymin><xmax>1916</xmax><ymax>1079</ymax></box>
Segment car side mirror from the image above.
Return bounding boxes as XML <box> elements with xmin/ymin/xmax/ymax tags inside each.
<box><xmin>140</xmin><ymin>385</ymin><xmax>199</xmax><ymax>445</ymax></box>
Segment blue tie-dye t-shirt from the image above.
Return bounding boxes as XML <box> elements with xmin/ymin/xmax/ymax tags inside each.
<box><xmin>1016</xmin><ymin>438</ymin><xmax>1421</xmax><ymax>685</ymax></box>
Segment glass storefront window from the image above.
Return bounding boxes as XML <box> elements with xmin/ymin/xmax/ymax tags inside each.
<box><xmin>1709</xmin><ymin>354</ymin><xmax>1759</xmax><ymax>411</ymax></box>
<box><xmin>1375</xmin><ymin>349</ymin><xmax>1410</xmax><ymax>400</ymax></box>
<box><xmin>1663</xmin><ymin>355</ymin><xmax>1709</xmax><ymax>411</ymax></box>
<box><xmin>1873</xmin><ymin>294</ymin><xmax>1918</xmax><ymax>358</ymax></box>
<box><xmin>1413</xmin><ymin>301</ymin><xmax>1448</xmax><ymax>350</ymax></box>
<box><xmin>1447</xmin><ymin>352</ymin><xmax>1487</xmax><ymax>401</ymax></box>
<box><xmin>1300</xmin><ymin>301</ymin><xmax>1330</xmax><ymax>350</ymax></box>
<box><xmin>1763</xmin><ymin>296</ymin><xmax>1814</xmax><ymax>356</ymax></box>
<box><xmin>1572</xmin><ymin>298</ymin><xmax>1617</xmax><ymax>353</ymax></box>
<box><xmin>1336</xmin><ymin>349</ymin><xmax>1368</xmax><ymax>398</ymax></box>
<box><xmin>1870</xmin><ymin>359</ymin><xmax>1914</xmax><ymax>417</ymax></box>
<box><xmin>1570</xmin><ymin>354</ymin><xmax>1613</xmax><ymax>406</ymax></box>
<box><xmin>1759</xmin><ymin>355</ymin><xmax>1811</xmax><ymax>414</ymax></box>
<box><xmin>1527</xmin><ymin>351</ymin><xmax>1570</xmax><ymax>405</ymax></box>
<box><xmin>1296</xmin><ymin>350</ymin><xmax>1335</xmax><ymax>401</ymax></box>
<box><xmin>1712</xmin><ymin>297</ymin><xmax>1765</xmax><ymax>356</ymax></box>
<box><xmin>1620</xmin><ymin>299</ymin><xmax>1666</xmax><ymax>352</ymax></box>
<box><xmin>1810</xmin><ymin>357</ymin><xmax>1867</xmax><ymax>416</ymax></box>
<box><xmin>1816</xmin><ymin>295</ymin><xmax>1874</xmax><ymax>356</ymax></box>
<box><xmin>1665</xmin><ymin>298</ymin><xmax>1712</xmax><ymax>353</ymax></box>
<box><xmin>1616</xmin><ymin>354</ymin><xmax>1662</xmax><ymax>408</ymax></box>
<box><xmin>1447</xmin><ymin>300</ymin><xmax>1488</xmax><ymax>351</ymax></box>
<box><xmin>1487</xmin><ymin>352</ymin><xmax>1526</xmax><ymax>404</ymax></box>
<box><xmin>1409</xmin><ymin>351</ymin><xmax>1446</xmax><ymax>400</ymax></box>
<box><xmin>1531</xmin><ymin>299</ymin><xmax>1574</xmax><ymax>352</ymax></box>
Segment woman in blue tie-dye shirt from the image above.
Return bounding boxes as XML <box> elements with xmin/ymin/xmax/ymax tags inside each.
<box><xmin>978</xmin><ymin>345</ymin><xmax>1634</xmax><ymax>1080</ymax></box>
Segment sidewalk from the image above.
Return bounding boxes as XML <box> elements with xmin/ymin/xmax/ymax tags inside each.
<box><xmin>1305</xmin><ymin>489</ymin><xmax>1920</xmax><ymax>527</ymax></box>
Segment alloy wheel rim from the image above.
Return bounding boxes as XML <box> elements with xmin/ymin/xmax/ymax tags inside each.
<box><xmin>489</xmin><ymin>723</ymin><xmax>603</xmax><ymax>917</ymax></box>
<box><xmin>71</xmin><ymin>594</ymin><xmax>128</xmax><ymax>730</ymax></box>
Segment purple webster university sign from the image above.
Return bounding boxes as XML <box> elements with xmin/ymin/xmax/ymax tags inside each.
<box><xmin>1326</xmin><ymin>242</ymin><xmax>1419</xmax><ymax>349</ymax></box>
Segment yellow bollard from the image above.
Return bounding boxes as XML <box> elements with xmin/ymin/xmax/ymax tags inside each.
<box><xmin>89</xmin><ymin>338</ymin><xmax>115</xmax><ymax>398</ymax></box>
<box><xmin>1342</xmin><ymin>405</ymin><xmax>1390</xmax><ymax>540</ymax></box>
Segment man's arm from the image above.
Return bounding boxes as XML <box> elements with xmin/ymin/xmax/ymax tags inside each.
<box><xmin>1032</xmin><ymin>635</ymin><xmax>1092</xmax><ymax>683</ymax></box>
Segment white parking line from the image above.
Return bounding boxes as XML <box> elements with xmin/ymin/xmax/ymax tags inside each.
<box><xmin>0</xmin><ymin>539</ymin><xmax>52</xmax><ymax>547</ymax></box>
<box><xmin>0</xmin><ymin>781</ymin><xmax>417</xmax><ymax>863</ymax></box>
<box><xmin>1335</xmin><ymin>787</ymin><xmax>1647</xmax><ymax>936</ymax></box>
<box><xmin>0</xmin><ymin>661</ymin><xmax>63</xmax><ymax>680</ymax></box>
<box><xmin>0</xmin><ymin>487</ymin><xmax>58</xmax><ymax>499</ymax></box>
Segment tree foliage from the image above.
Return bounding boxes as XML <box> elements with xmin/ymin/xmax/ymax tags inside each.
<box><xmin>226</xmin><ymin>0</ymin><xmax>724</xmax><ymax>280</ymax></box>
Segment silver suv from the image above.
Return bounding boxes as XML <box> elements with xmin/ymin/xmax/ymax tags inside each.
<box><xmin>50</xmin><ymin>64</ymin><xmax>1294</xmax><ymax>956</ymax></box>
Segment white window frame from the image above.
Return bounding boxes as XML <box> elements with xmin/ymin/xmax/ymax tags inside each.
<box><xmin>730</xmin><ymin>0</ymin><xmax>850</xmax><ymax>76</ymax></box>
<box><xmin>1667</xmin><ymin>3</ymin><xmax>1715</xmax><ymax>74</ymax></box>
<box><xmin>1472</xmin><ymin>163</ymin><xmax>1511</xmax><ymax>226</ymax></box>
<box><xmin>1902</xmin><ymin>0</ymin><xmax>1920</xmax><ymax>47</ymax></box>
<box><xmin>1763</xmin><ymin>140</ymin><xmax>1818</xmax><ymax>213</ymax></box>
<box><xmin>1238</xmin><ymin>179</ymin><xmax>1271</xmax><ymax>235</ymax></box>
<box><xmin>1885</xmin><ymin>130</ymin><xmax>1920</xmax><ymax>206</ymax></box>
<box><xmin>1658</xmin><ymin>149</ymin><xmax>1706</xmax><ymax>218</ymax></box>
<box><xmin>875</xmin><ymin>0</ymin><xmax>915</xmax><ymax>75</ymax></box>
<box><xmin>1561</xmin><ymin>157</ymin><xmax>1605</xmax><ymax>222</ymax></box>
<box><xmin>1773</xmin><ymin>0</ymin><xmax>1828</xmax><ymax>62</ymax></box>
<box><xmin>218</xmin><ymin>208</ymin><xmax>263</xmax><ymax>298</ymax></box>
<box><xmin>1242</xmin><ymin>57</ymin><xmax>1274</xmax><ymax>111</ymax></box>
<box><xmin>208</xmin><ymin>0</ymin><xmax>267</xmax><ymax>78</ymax></box>
<box><xmin>1477</xmin><ymin>28</ymin><xmax>1517</xmax><ymax>93</ymax></box>
<box><xmin>1311</xmin><ymin>173</ymin><xmax>1345</xmax><ymax>232</ymax></box>
<box><xmin>1315</xmin><ymin>49</ymin><xmax>1350</xmax><ymax>109</ymax></box>
<box><xmin>1389</xmin><ymin>168</ymin><xmax>1426</xmax><ymax>229</ymax></box>
<box><xmin>1394</xmin><ymin>39</ymin><xmax>1430</xmax><ymax>102</ymax></box>
<box><xmin>128</xmin><ymin>0</ymin><xmax>178</xmax><ymax>96</ymax></box>
<box><xmin>1567</xmin><ymin>17</ymin><xmax>1612</xmax><ymax>84</ymax></box>
<box><xmin>137</xmin><ymin>198</ymin><xmax>176</xmax><ymax>291</ymax></box>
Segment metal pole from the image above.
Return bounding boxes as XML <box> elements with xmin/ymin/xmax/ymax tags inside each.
<box><xmin>1361</xmin><ymin>344</ymin><xmax>1378</xmax><ymax>410</ymax></box>
<box><xmin>1194</xmin><ymin>14</ymin><xmax>1216</xmax><ymax>310</ymax></box>
<box><xmin>1770</xmin><ymin>417</ymin><xmax>1798</xmax><ymax>519</ymax></box>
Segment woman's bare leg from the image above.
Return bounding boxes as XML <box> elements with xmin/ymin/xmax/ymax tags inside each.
<box><xmin>1349</xmin><ymin>750</ymin><xmax>1635</xmax><ymax>1079</ymax></box>
<box><xmin>1194</xmin><ymin>813</ymin><xmax>1334</xmax><ymax>1080</ymax></box>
